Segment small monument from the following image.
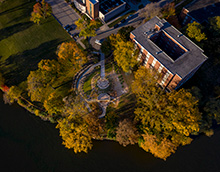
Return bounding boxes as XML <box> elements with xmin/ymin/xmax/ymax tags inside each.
<box><xmin>97</xmin><ymin>53</ymin><xmax>109</xmax><ymax>90</ymax></box>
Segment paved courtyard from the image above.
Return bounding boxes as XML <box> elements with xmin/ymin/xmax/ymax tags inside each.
<box><xmin>46</xmin><ymin>0</ymin><xmax>80</xmax><ymax>35</ymax></box>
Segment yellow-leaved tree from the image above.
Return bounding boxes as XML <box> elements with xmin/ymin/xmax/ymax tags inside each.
<box><xmin>57</xmin><ymin>42</ymin><xmax>87</xmax><ymax>70</ymax></box>
<box><xmin>111</xmin><ymin>35</ymin><xmax>138</xmax><ymax>72</ymax></box>
<box><xmin>132</xmin><ymin>66</ymin><xmax>201</xmax><ymax>160</ymax></box>
<box><xmin>56</xmin><ymin>95</ymin><xmax>92</xmax><ymax>153</ymax></box>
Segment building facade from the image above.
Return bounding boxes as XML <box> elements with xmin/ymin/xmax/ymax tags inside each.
<box><xmin>73</xmin><ymin>0</ymin><xmax>127</xmax><ymax>22</ymax></box>
<box><xmin>130</xmin><ymin>17</ymin><xmax>208</xmax><ymax>91</ymax></box>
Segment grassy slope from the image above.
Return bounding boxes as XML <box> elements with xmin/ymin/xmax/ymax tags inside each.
<box><xmin>0</xmin><ymin>0</ymin><xmax>72</xmax><ymax>85</ymax></box>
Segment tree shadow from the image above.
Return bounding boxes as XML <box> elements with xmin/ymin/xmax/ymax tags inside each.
<box><xmin>0</xmin><ymin>22</ymin><xmax>34</xmax><ymax>41</ymax></box>
<box><xmin>0</xmin><ymin>39</ymin><xmax>63</xmax><ymax>86</ymax></box>
<box><xmin>0</xmin><ymin>1</ymin><xmax>33</xmax><ymax>16</ymax></box>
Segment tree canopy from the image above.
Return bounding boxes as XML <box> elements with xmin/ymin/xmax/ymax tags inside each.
<box><xmin>75</xmin><ymin>18</ymin><xmax>100</xmax><ymax>39</ymax></box>
<box><xmin>30</xmin><ymin>0</ymin><xmax>52</xmax><ymax>25</ymax></box>
<box><xmin>132</xmin><ymin>66</ymin><xmax>201</xmax><ymax>160</ymax></box>
<box><xmin>161</xmin><ymin>2</ymin><xmax>175</xmax><ymax>19</ymax></box>
<box><xmin>57</xmin><ymin>41</ymin><xmax>87</xmax><ymax>70</ymax></box>
<box><xmin>56</xmin><ymin>95</ymin><xmax>92</xmax><ymax>153</ymax></box>
<box><xmin>186</xmin><ymin>21</ymin><xmax>207</xmax><ymax>42</ymax></box>
<box><xmin>110</xmin><ymin>33</ymin><xmax>138</xmax><ymax>72</ymax></box>
<box><xmin>116</xmin><ymin>119</ymin><xmax>139</xmax><ymax>147</ymax></box>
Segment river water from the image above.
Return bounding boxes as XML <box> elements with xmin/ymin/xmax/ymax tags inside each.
<box><xmin>0</xmin><ymin>91</ymin><xmax>220</xmax><ymax>172</ymax></box>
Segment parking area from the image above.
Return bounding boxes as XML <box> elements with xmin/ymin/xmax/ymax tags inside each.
<box><xmin>46</xmin><ymin>0</ymin><xmax>80</xmax><ymax>35</ymax></box>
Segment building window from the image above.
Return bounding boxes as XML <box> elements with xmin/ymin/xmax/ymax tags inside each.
<box><xmin>158</xmin><ymin>65</ymin><xmax>163</xmax><ymax>73</ymax></box>
<box><xmin>90</xmin><ymin>3</ymin><xmax>92</xmax><ymax>16</ymax></box>
<box><xmin>160</xmin><ymin>71</ymin><xmax>170</xmax><ymax>85</ymax></box>
<box><xmin>137</xmin><ymin>52</ymin><xmax>142</xmax><ymax>61</ymax></box>
<box><xmin>151</xmin><ymin>58</ymin><xmax>157</xmax><ymax>67</ymax></box>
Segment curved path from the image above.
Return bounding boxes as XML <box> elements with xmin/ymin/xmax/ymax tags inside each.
<box><xmin>75</xmin><ymin>52</ymin><xmax>113</xmax><ymax>118</ymax></box>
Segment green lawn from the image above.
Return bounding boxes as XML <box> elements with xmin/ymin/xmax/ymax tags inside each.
<box><xmin>0</xmin><ymin>0</ymin><xmax>72</xmax><ymax>86</ymax></box>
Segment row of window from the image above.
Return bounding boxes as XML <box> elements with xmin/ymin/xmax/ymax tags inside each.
<box><xmin>135</xmin><ymin>41</ymin><xmax>171</xmax><ymax>86</ymax></box>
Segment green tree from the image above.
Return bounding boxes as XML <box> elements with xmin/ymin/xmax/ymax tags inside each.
<box><xmin>116</xmin><ymin>119</ymin><xmax>140</xmax><ymax>147</ymax></box>
<box><xmin>186</xmin><ymin>21</ymin><xmax>207</xmax><ymax>42</ymax></box>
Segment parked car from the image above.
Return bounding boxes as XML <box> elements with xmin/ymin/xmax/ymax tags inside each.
<box><xmin>64</xmin><ymin>24</ymin><xmax>72</xmax><ymax>32</ymax></box>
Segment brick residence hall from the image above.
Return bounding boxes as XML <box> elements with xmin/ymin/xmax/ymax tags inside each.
<box><xmin>130</xmin><ymin>16</ymin><xmax>208</xmax><ymax>91</ymax></box>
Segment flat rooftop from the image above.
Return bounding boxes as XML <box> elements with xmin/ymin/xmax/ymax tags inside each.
<box><xmin>185</xmin><ymin>0</ymin><xmax>220</xmax><ymax>23</ymax></box>
<box><xmin>131</xmin><ymin>17</ymin><xmax>208</xmax><ymax>78</ymax></box>
<box><xmin>99</xmin><ymin>0</ymin><xmax>125</xmax><ymax>15</ymax></box>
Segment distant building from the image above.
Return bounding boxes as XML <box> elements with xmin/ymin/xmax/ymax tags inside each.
<box><xmin>73</xmin><ymin>0</ymin><xmax>127</xmax><ymax>22</ymax></box>
<box><xmin>180</xmin><ymin>0</ymin><xmax>220</xmax><ymax>26</ymax></box>
<box><xmin>130</xmin><ymin>17</ymin><xmax>208</xmax><ymax>91</ymax></box>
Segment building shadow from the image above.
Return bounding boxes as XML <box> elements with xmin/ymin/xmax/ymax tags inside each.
<box><xmin>0</xmin><ymin>39</ymin><xmax>63</xmax><ymax>86</ymax></box>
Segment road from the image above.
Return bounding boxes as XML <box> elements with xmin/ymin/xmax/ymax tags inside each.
<box><xmin>90</xmin><ymin>0</ymin><xmax>173</xmax><ymax>50</ymax></box>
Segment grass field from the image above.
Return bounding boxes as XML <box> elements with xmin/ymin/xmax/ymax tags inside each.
<box><xmin>0</xmin><ymin>0</ymin><xmax>72</xmax><ymax>86</ymax></box>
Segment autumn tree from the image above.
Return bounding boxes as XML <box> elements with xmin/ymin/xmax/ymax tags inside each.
<box><xmin>132</xmin><ymin>66</ymin><xmax>201</xmax><ymax>160</ymax></box>
<box><xmin>116</xmin><ymin>119</ymin><xmax>140</xmax><ymax>147</ymax></box>
<box><xmin>56</xmin><ymin>114</ymin><xmax>92</xmax><ymax>153</ymax></box>
<box><xmin>75</xmin><ymin>18</ymin><xmax>99</xmax><ymax>39</ymax></box>
<box><xmin>43</xmin><ymin>91</ymin><xmax>64</xmax><ymax>117</ymax></box>
<box><xmin>30</xmin><ymin>3</ymin><xmax>42</xmax><ymax>25</ymax></box>
<box><xmin>161</xmin><ymin>2</ymin><xmax>175</xmax><ymax>19</ymax></box>
<box><xmin>41</xmin><ymin>0</ymin><xmax>52</xmax><ymax>19</ymax></box>
<box><xmin>111</xmin><ymin>36</ymin><xmax>138</xmax><ymax>72</ymax></box>
<box><xmin>140</xmin><ymin>131</ymin><xmax>176</xmax><ymax>160</ymax></box>
<box><xmin>27</xmin><ymin>59</ymin><xmax>59</xmax><ymax>102</ymax></box>
<box><xmin>3</xmin><ymin>86</ymin><xmax>23</xmax><ymax>105</ymax></box>
<box><xmin>139</xmin><ymin>2</ymin><xmax>162</xmax><ymax>22</ymax></box>
<box><xmin>186</xmin><ymin>21</ymin><xmax>207</xmax><ymax>42</ymax></box>
<box><xmin>56</xmin><ymin>95</ymin><xmax>92</xmax><ymax>153</ymax></box>
<box><xmin>57</xmin><ymin>42</ymin><xmax>87</xmax><ymax>70</ymax></box>
<box><xmin>85</xmin><ymin>112</ymin><xmax>105</xmax><ymax>139</ymax></box>
<box><xmin>30</xmin><ymin>1</ymin><xmax>52</xmax><ymax>25</ymax></box>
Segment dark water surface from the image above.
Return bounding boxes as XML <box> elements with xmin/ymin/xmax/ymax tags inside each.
<box><xmin>0</xmin><ymin>92</ymin><xmax>220</xmax><ymax>172</ymax></box>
